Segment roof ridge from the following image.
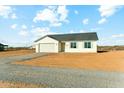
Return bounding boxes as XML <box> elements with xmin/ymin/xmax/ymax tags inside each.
<box><xmin>48</xmin><ymin>32</ymin><xmax>96</xmax><ymax>36</ymax></box>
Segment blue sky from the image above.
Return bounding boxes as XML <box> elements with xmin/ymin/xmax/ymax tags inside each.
<box><xmin>0</xmin><ymin>5</ymin><xmax>124</xmax><ymax>47</ymax></box>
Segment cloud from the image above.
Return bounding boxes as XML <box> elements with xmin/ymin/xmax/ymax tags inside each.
<box><xmin>50</xmin><ymin>22</ymin><xmax>62</xmax><ymax>27</ymax></box>
<box><xmin>33</xmin><ymin>5</ymin><xmax>69</xmax><ymax>27</ymax></box>
<box><xmin>47</xmin><ymin>5</ymin><xmax>58</xmax><ymax>11</ymax></box>
<box><xmin>31</xmin><ymin>27</ymin><xmax>56</xmax><ymax>37</ymax></box>
<box><xmin>0</xmin><ymin>38</ymin><xmax>8</xmax><ymax>44</ymax></box>
<box><xmin>0</xmin><ymin>5</ymin><xmax>12</xmax><ymax>18</ymax></box>
<box><xmin>98</xmin><ymin>5</ymin><xmax>121</xmax><ymax>17</ymax></box>
<box><xmin>98</xmin><ymin>34</ymin><xmax>124</xmax><ymax>45</ymax></box>
<box><xmin>11</xmin><ymin>13</ymin><xmax>17</xmax><ymax>19</ymax></box>
<box><xmin>33</xmin><ymin>8</ymin><xmax>58</xmax><ymax>23</ymax></box>
<box><xmin>79</xmin><ymin>30</ymin><xmax>87</xmax><ymax>33</ymax></box>
<box><xmin>82</xmin><ymin>18</ymin><xmax>89</xmax><ymax>25</ymax></box>
<box><xmin>69</xmin><ymin>30</ymin><xmax>75</xmax><ymax>33</ymax></box>
<box><xmin>98</xmin><ymin>37</ymin><xmax>124</xmax><ymax>46</ymax></box>
<box><xmin>0</xmin><ymin>5</ymin><xmax>17</xmax><ymax>19</ymax></box>
<box><xmin>90</xmin><ymin>27</ymin><xmax>102</xmax><ymax>31</ymax></box>
<box><xmin>11</xmin><ymin>24</ymin><xmax>17</xmax><ymax>29</ymax></box>
<box><xmin>21</xmin><ymin>24</ymin><xmax>27</xmax><ymax>29</ymax></box>
<box><xmin>74</xmin><ymin>10</ymin><xmax>79</xmax><ymax>14</ymax></box>
<box><xmin>31</xmin><ymin>25</ymin><xmax>35</xmax><ymax>28</ymax></box>
<box><xmin>98</xmin><ymin>5</ymin><xmax>122</xmax><ymax>25</ymax></box>
<box><xmin>98</xmin><ymin>18</ymin><xmax>107</xmax><ymax>24</ymax></box>
<box><xmin>19</xmin><ymin>30</ymin><xmax>28</xmax><ymax>37</ymax></box>
<box><xmin>19</xmin><ymin>25</ymin><xmax>28</xmax><ymax>37</ymax></box>
<box><xmin>112</xmin><ymin>34</ymin><xmax>124</xmax><ymax>38</ymax></box>
<box><xmin>69</xmin><ymin>29</ymin><xmax>87</xmax><ymax>33</ymax></box>
<box><xmin>57</xmin><ymin>6</ymin><xmax>69</xmax><ymax>22</ymax></box>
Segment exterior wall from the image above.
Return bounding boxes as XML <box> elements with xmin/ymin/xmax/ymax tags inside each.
<box><xmin>64</xmin><ymin>41</ymin><xmax>97</xmax><ymax>53</ymax></box>
<box><xmin>35</xmin><ymin>44</ymin><xmax>39</xmax><ymax>53</ymax></box>
<box><xmin>34</xmin><ymin>36</ymin><xmax>59</xmax><ymax>53</ymax></box>
<box><xmin>58</xmin><ymin>42</ymin><xmax>62</xmax><ymax>52</ymax></box>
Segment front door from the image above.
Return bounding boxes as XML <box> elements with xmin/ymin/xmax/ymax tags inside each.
<box><xmin>61</xmin><ymin>43</ymin><xmax>65</xmax><ymax>52</ymax></box>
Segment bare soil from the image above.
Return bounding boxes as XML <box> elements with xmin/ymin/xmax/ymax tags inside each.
<box><xmin>0</xmin><ymin>81</ymin><xmax>45</xmax><ymax>88</ymax></box>
<box><xmin>0</xmin><ymin>49</ymin><xmax>34</xmax><ymax>57</ymax></box>
<box><xmin>14</xmin><ymin>51</ymin><xmax>124</xmax><ymax>72</ymax></box>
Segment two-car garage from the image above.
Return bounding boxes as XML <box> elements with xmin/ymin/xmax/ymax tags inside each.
<box><xmin>39</xmin><ymin>43</ymin><xmax>56</xmax><ymax>52</ymax></box>
<box><xmin>35</xmin><ymin>36</ymin><xmax>59</xmax><ymax>53</ymax></box>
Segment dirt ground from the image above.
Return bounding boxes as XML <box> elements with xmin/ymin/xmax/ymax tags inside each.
<box><xmin>0</xmin><ymin>49</ymin><xmax>34</xmax><ymax>57</ymax></box>
<box><xmin>0</xmin><ymin>81</ymin><xmax>44</xmax><ymax>88</ymax></box>
<box><xmin>14</xmin><ymin>51</ymin><xmax>124</xmax><ymax>72</ymax></box>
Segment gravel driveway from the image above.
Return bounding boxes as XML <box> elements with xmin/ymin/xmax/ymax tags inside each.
<box><xmin>0</xmin><ymin>53</ymin><xmax>124</xmax><ymax>88</ymax></box>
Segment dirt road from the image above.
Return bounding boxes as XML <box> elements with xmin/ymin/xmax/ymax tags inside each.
<box><xmin>15</xmin><ymin>51</ymin><xmax>124</xmax><ymax>72</ymax></box>
<box><xmin>0</xmin><ymin>52</ymin><xmax>124</xmax><ymax>87</ymax></box>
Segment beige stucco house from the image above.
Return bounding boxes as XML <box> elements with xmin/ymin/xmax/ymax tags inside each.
<box><xmin>34</xmin><ymin>32</ymin><xmax>98</xmax><ymax>53</ymax></box>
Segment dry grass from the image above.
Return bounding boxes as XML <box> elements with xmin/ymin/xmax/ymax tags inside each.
<box><xmin>14</xmin><ymin>51</ymin><xmax>124</xmax><ymax>72</ymax></box>
<box><xmin>98</xmin><ymin>46</ymin><xmax>124</xmax><ymax>51</ymax></box>
<box><xmin>0</xmin><ymin>49</ymin><xmax>34</xmax><ymax>57</ymax></box>
<box><xmin>0</xmin><ymin>81</ymin><xmax>45</xmax><ymax>88</ymax></box>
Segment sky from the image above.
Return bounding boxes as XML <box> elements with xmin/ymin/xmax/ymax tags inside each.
<box><xmin>0</xmin><ymin>5</ymin><xmax>124</xmax><ymax>47</ymax></box>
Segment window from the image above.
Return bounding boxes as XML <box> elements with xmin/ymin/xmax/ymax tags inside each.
<box><xmin>70</xmin><ymin>42</ymin><xmax>77</xmax><ymax>48</ymax></box>
<box><xmin>84</xmin><ymin>42</ymin><xmax>91</xmax><ymax>48</ymax></box>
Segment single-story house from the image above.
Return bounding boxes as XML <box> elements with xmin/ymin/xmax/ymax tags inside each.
<box><xmin>34</xmin><ymin>32</ymin><xmax>98</xmax><ymax>53</ymax></box>
<box><xmin>0</xmin><ymin>43</ymin><xmax>8</xmax><ymax>51</ymax></box>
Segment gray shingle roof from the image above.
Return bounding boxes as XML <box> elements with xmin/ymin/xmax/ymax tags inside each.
<box><xmin>35</xmin><ymin>32</ymin><xmax>98</xmax><ymax>42</ymax></box>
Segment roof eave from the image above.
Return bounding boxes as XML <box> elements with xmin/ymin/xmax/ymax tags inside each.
<box><xmin>34</xmin><ymin>35</ymin><xmax>59</xmax><ymax>42</ymax></box>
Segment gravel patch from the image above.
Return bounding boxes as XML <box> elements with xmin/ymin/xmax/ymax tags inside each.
<box><xmin>0</xmin><ymin>53</ymin><xmax>124</xmax><ymax>87</ymax></box>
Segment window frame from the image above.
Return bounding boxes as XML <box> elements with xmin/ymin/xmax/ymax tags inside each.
<box><xmin>84</xmin><ymin>41</ymin><xmax>92</xmax><ymax>48</ymax></box>
<box><xmin>70</xmin><ymin>42</ymin><xmax>77</xmax><ymax>48</ymax></box>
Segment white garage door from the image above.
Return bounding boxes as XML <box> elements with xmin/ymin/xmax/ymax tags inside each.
<box><xmin>40</xmin><ymin>43</ymin><xmax>56</xmax><ymax>52</ymax></box>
